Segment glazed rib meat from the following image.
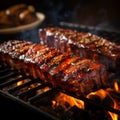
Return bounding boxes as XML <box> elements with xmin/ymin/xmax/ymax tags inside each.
<box><xmin>0</xmin><ymin>40</ymin><xmax>109</xmax><ymax>96</ymax></box>
<box><xmin>38</xmin><ymin>27</ymin><xmax>120</xmax><ymax>72</ymax></box>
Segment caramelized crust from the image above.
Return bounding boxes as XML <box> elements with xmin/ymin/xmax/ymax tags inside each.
<box><xmin>39</xmin><ymin>27</ymin><xmax>120</xmax><ymax>71</ymax></box>
<box><xmin>0</xmin><ymin>40</ymin><xmax>109</xmax><ymax>96</ymax></box>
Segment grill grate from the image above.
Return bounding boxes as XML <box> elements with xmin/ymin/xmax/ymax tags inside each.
<box><xmin>0</xmin><ymin>65</ymin><xmax>58</xmax><ymax>119</ymax></box>
<box><xmin>0</xmin><ymin>64</ymin><xmax>120</xmax><ymax>120</ymax></box>
<box><xmin>1</xmin><ymin>23</ymin><xmax>120</xmax><ymax>119</ymax></box>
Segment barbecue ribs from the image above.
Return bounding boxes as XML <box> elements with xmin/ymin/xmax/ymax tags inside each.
<box><xmin>39</xmin><ymin>27</ymin><xmax>120</xmax><ymax>72</ymax></box>
<box><xmin>0</xmin><ymin>40</ymin><xmax>109</xmax><ymax>97</ymax></box>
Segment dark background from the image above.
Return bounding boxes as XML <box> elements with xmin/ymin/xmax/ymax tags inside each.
<box><xmin>0</xmin><ymin>0</ymin><xmax>120</xmax><ymax>42</ymax></box>
<box><xmin>0</xmin><ymin>0</ymin><xmax>120</xmax><ymax>28</ymax></box>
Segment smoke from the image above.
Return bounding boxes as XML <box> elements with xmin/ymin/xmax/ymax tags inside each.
<box><xmin>16</xmin><ymin>27</ymin><xmax>40</xmax><ymax>43</ymax></box>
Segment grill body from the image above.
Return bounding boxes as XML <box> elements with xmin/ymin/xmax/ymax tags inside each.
<box><xmin>0</xmin><ymin>23</ymin><xmax>120</xmax><ymax>119</ymax></box>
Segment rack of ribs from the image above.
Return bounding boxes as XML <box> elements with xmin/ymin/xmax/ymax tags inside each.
<box><xmin>38</xmin><ymin>27</ymin><xmax>120</xmax><ymax>72</ymax></box>
<box><xmin>0</xmin><ymin>40</ymin><xmax>109</xmax><ymax>97</ymax></box>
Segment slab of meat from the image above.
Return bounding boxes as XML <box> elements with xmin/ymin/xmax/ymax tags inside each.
<box><xmin>0</xmin><ymin>40</ymin><xmax>109</xmax><ymax>97</ymax></box>
<box><xmin>38</xmin><ymin>27</ymin><xmax>120</xmax><ymax>72</ymax></box>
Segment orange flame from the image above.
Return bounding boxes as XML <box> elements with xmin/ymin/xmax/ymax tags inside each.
<box><xmin>86</xmin><ymin>89</ymin><xmax>108</xmax><ymax>100</ymax></box>
<box><xmin>87</xmin><ymin>87</ymin><xmax>119</xmax><ymax>120</ymax></box>
<box><xmin>108</xmin><ymin>100</ymin><xmax>118</xmax><ymax>120</ymax></box>
<box><xmin>108</xmin><ymin>81</ymin><xmax>119</xmax><ymax>120</ymax></box>
<box><xmin>52</xmin><ymin>92</ymin><xmax>84</xmax><ymax>110</ymax></box>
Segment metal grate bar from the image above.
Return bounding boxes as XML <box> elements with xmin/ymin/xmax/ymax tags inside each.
<box><xmin>0</xmin><ymin>75</ymin><xmax>29</xmax><ymax>88</ymax></box>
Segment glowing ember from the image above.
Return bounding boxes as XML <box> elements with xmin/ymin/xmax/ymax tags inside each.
<box><xmin>16</xmin><ymin>78</ymin><xmax>31</xmax><ymax>86</ymax></box>
<box><xmin>36</xmin><ymin>86</ymin><xmax>51</xmax><ymax>94</ymax></box>
<box><xmin>114</xmin><ymin>82</ymin><xmax>119</xmax><ymax>92</ymax></box>
<box><xmin>17</xmin><ymin>81</ymin><xmax>23</xmax><ymax>86</ymax></box>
